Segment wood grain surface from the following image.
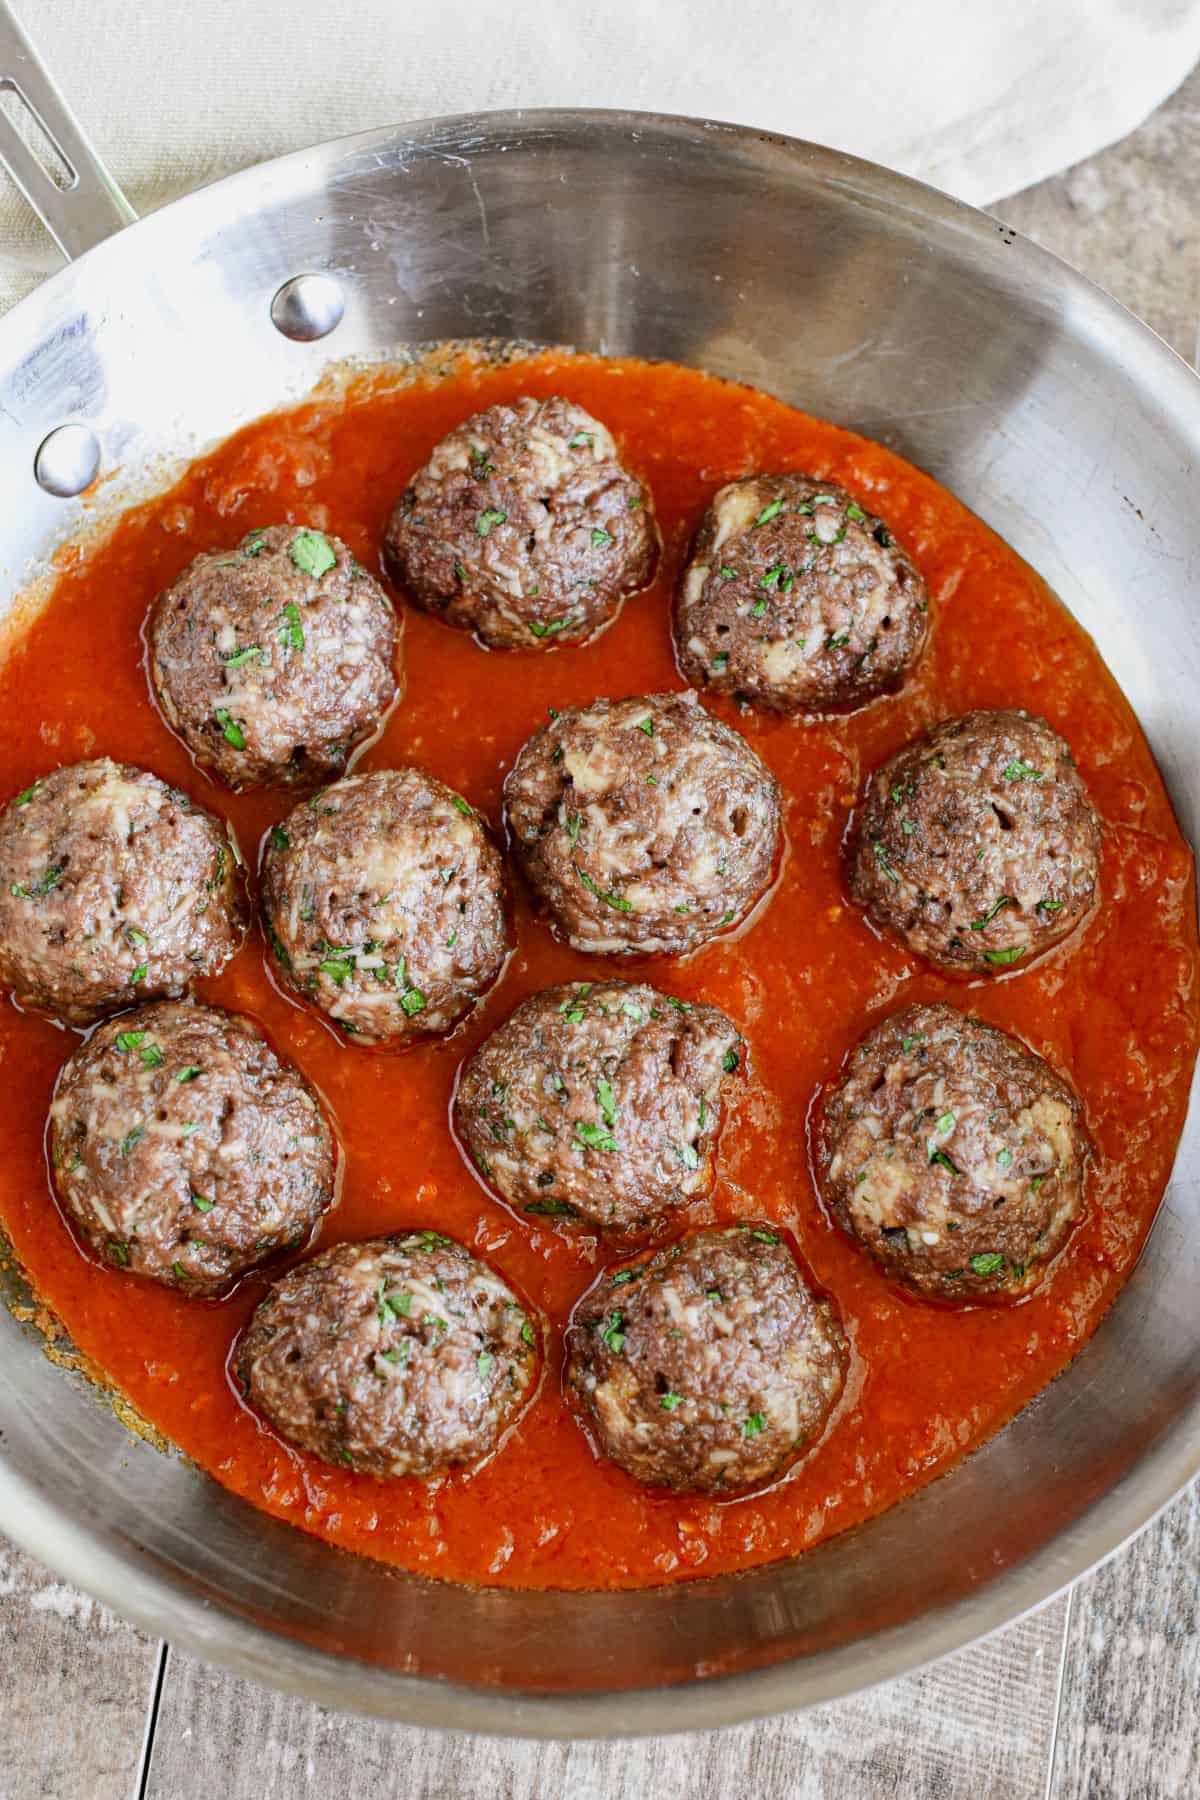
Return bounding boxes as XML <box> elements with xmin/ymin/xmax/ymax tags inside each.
<box><xmin>2</xmin><ymin>60</ymin><xmax>1198</xmax><ymax>1800</ymax></box>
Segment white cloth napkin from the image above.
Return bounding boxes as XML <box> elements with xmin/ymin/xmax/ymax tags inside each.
<box><xmin>2</xmin><ymin>0</ymin><xmax>1198</xmax><ymax>314</ymax></box>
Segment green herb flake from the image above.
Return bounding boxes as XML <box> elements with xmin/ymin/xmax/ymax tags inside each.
<box><xmin>636</xmin><ymin>717</ymin><xmax>654</xmax><ymax>737</ymax></box>
<box><xmin>901</xmin><ymin>1033</ymin><xmax>927</xmax><ymax>1053</ymax></box>
<box><xmin>930</xmin><ymin>1148</ymin><xmax>961</xmax><ymax>1175</ymax></box>
<box><xmin>477</xmin><ymin>1351</ymin><xmax>494</xmax><ymax>1380</ymax></box>
<box><xmin>576</xmin><ymin>1120</ymin><xmax>618</xmax><ymax>1153</ymax></box>
<box><xmin>270</xmin><ymin>825</ymin><xmax>289</xmax><ymax>853</ymax></box>
<box><xmin>596</xmin><ymin>1075</ymin><xmax>617</xmax><ymax>1127</ymax></box>
<box><xmin>130</xmin><ymin>964</ymin><xmax>148</xmax><ymax>985</ymax></box>
<box><xmin>108</xmin><ymin>1241</ymin><xmax>131</xmax><ymax>1267</ymax></box>
<box><xmin>601</xmin><ymin>1312</ymin><xmax>625</xmax><ymax>1354</ymax></box>
<box><xmin>970</xmin><ymin>1252</ymin><xmax>1006</xmax><ymax>1278</ymax></box>
<box><xmin>569</xmin><ymin>430</ymin><xmax>593</xmax><ymax>449</ymax></box>
<box><xmin>119</xmin><ymin>1125</ymin><xmax>146</xmax><ymax>1158</ymax></box>
<box><xmin>191</xmin><ymin>1192</ymin><xmax>214</xmax><ymax>1214</ymax></box>
<box><xmin>984</xmin><ymin>944</ymin><xmax>1027</xmax><ymax>966</ymax></box>
<box><xmin>289</xmin><ymin>529</ymin><xmax>337</xmax><ymax>578</ymax></box>
<box><xmin>675</xmin><ymin>1142</ymin><xmax>700</xmax><ymax>1171</ymax></box>
<box><xmin>576</xmin><ymin>865</ymin><xmax>633</xmax><ymax>911</ymax></box>
<box><xmin>591</xmin><ymin>527</ymin><xmax>614</xmax><ymax>550</ymax></box>
<box><xmin>872</xmin><ymin>840</ymin><xmax>899</xmax><ymax>883</ymax></box>
<box><xmin>996</xmin><ymin>1147</ymin><xmax>1014</xmax><ymax>1169</ymax></box>
<box><xmin>742</xmin><ymin>1412</ymin><xmax>766</xmax><ymax>1437</ymax></box>
<box><xmin>400</xmin><ymin>988</ymin><xmax>427</xmax><ymax>1018</ymax></box>
<box><xmin>278</xmin><ymin>601</ymin><xmax>305</xmax><ymax>651</ymax></box>
<box><xmin>722</xmin><ymin>1047</ymin><xmax>741</xmax><ymax>1074</ymax></box>
<box><xmin>451</xmin><ymin>795</ymin><xmax>472</xmax><ymax>816</ymax></box>
<box><xmin>660</xmin><ymin>1392</ymin><xmax>683</xmax><ymax>1411</ymax></box>
<box><xmin>477</xmin><ymin>508</ymin><xmax>507</xmax><ymax>538</ymax></box>
<box><xmin>214</xmin><ymin>708</ymin><xmax>245</xmax><ymax>751</ymax></box>
<box><xmin>528</xmin><ymin>616</ymin><xmax>574</xmax><ymax>639</ymax></box>
<box><xmin>845</xmin><ymin>501</ymin><xmax>867</xmax><ymax>523</ymax></box>
<box><xmin>753</xmin><ymin>498</ymin><xmax>785</xmax><ymax>528</ymax></box>
<box><xmin>13</xmin><ymin>784</ymin><xmax>39</xmax><ymax>807</ymax></box>
<box><xmin>222</xmin><ymin>644</ymin><xmax>262</xmax><ymax>668</ymax></box>
<box><xmin>970</xmin><ymin>895</ymin><xmax>1014</xmax><ymax>931</ymax></box>
<box><xmin>1002</xmin><ymin>758</ymin><xmax>1044</xmax><ymax>783</ymax></box>
<box><xmin>749</xmin><ymin>1229</ymin><xmax>779</xmax><ymax>1244</ymax></box>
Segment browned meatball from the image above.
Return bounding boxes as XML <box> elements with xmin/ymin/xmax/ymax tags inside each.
<box><xmin>503</xmin><ymin>691</ymin><xmax>781</xmax><ymax>956</ymax></box>
<box><xmin>674</xmin><ymin>473</ymin><xmax>928</xmax><ymax>712</ymax></box>
<box><xmin>149</xmin><ymin>524</ymin><xmax>399</xmax><ymax>790</ymax></box>
<box><xmin>236</xmin><ymin>1233</ymin><xmax>538</xmax><ymax>1478</ymax></box>
<box><xmin>0</xmin><ymin>760</ymin><xmax>246</xmax><ymax>1026</ymax></box>
<box><xmin>566</xmin><ymin>1225</ymin><xmax>847</xmax><ymax>1493</ymax></box>
<box><xmin>817</xmin><ymin>1003</ymin><xmax>1088</xmax><ymax>1301</ymax></box>
<box><xmin>848</xmin><ymin>709</ymin><xmax>1101</xmax><ymax>974</ymax></box>
<box><xmin>261</xmin><ymin>768</ymin><xmax>510</xmax><ymax>1044</ymax></box>
<box><xmin>49</xmin><ymin>1001</ymin><xmax>335</xmax><ymax>1293</ymax></box>
<box><xmin>455</xmin><ymin>980</ymin><xmax>744</xmax><ymax>1234</ymax></box>
<box><xmin>383</xmin><ymin>395</ymin><xmax>659</xmax><ymax>650</ymax></box>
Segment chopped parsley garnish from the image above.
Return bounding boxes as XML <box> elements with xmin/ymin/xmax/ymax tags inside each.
<box><xmin>1037</xmin><ymin>898</ymin><xmax>1063</xmax><ymax>918</ymax></box>
<box><xmin>214</xmin><ymin>708</ymin><xmax>245</xmax><ymax>750</ymax></box>
<box><xmin>759</xmin><ymin>563</ymin><xmax>792</xmax><ymax>591</ymax></box>
<box><xmin>636</xmin><ymin>717</ymin><xmax>654</xmax><ymax>736</ymax></box>
<box><xmin>751</xmin><ymin>597</ymin><xmax>768</xmax><ymax>618</ymax></box>
<box><xmin>601</xmin><ymin>1312</ymin><xmax>625</xmax><ymax>1354</ymax></box>
<box><xmin>477</xmin><ymin>508</ymin><xmax>507</xmax><ymax>537</ymax></box>
<box><xmin>930</xmin><ymin>1148</ymin><xmax>961</xmax><ymax>1175</ymax></box>
<box><xmin>528</xmin><ymin>616</ymin><xmax>574</xmax><ymax>638</ymax></box>
<box><xmin>660</xmin><ymin>1393</ymin><xmax>683</xmax><ymax>1411</ymax></box>
<box><xmin>984</xmin><ymin>945</ymin><xmax>1027</xmax><ymax>966</ymax></box>
<box><xmin>827</xmin><ymin>633</ymin><xmax>851</xmax><ymax>650</ymax></box>
<box><xmin>191</xmin><ymin>1192</ymin><xmax>214</xmax><ymax>1213</ymax></box>
<box><xmin>595</xmin><ymin>1076</ymin><xmax>617</xmax><ymax>1127</ymax></box>
<box><xmin>270</xmin><ymin>825</ymin><xmax>289</xmax><ymax>852</ymax></box>
<box><xmin>675</xmin><ymin>1142</ymin><xmax>700</xmax><ymax>1171</ymax></box>
<box><xmin>742</xmin><ymin>1412</ymin><xmax>766</xmax><ymax>1437</ymax></box>
<box><xmin>874</xmin><ymin>524</ymin><xmax>893</xmax><ymax>547</ymax></box>
<box><xmin>845</xmin><ymin>501</ymin><xmax>867</xmax><ymax>523</ymax></box>
<box><xmin>11</xmin><ymin>863</ymin><xmax>64</xmax><ymax>900</ymax></box>
<box><xmin>119</xmin><ymin>1125</ymin><xmax>145</xmax><ymax>1158</ymax></box>
<box><xmin>400</xmin><ymin>988</ymin><xmax>427</xmax><ymax>1018</ymax></box>
<box><xmin>525</xmin><ymin>1198</ymin><xmax>576</xmax><ymax>1216</ymax></box>
<box><xmin>1002</xmin><ymin>758</ymin><xmax>1044</xmax><ymax>782</ymax></box>
<box><xmin>753</xmin><ymin>498</ymin><xmax>785</xmax><ymax>527</ymax></box>
<box><xmin>901</xmin><ymin>1033</ymin><xmax>927</xmax><ymax>1053</ymax></box>
<box><xmin>970</xmin><ymin>1252</ymin><xmax>1006</xmax><ymax>1277</ymax></box>
<box><xmin>222</xmin><ymin>644</ymin><xmax>262</xmax><ymax>668</ymax></box>
<box><xmin>108</xmin><ymin>1242</ymin><xmax>131</xmax><ymax>1267</ymax></box>
<box><xmin>451</xmin><ymin>795</ymin><xmax>472</xmax><ymax>816</ymax></box>
<box><xmin>175</xmin><ymin>1066</ymin><xmax>201</xmax><ymax>1083</ymax></box>
<box><xmin>320</xmin><ymin>956</ymin><xmax>355</xmax><ymax>985</ymax></box>
<box><xmin>279</xmin><ymin>602</ymin><xmax>305</xmax><ymax>651</ymax></box>
<box><xmin>576</xmin><ymin>865</ymin><xmax>633</xmax><ymax>911</ymax></box>
<box><xmin>722</xmin><ymin>1047</ymin><xmax>741</xmax><ymax>1074</ymax></box>
<box><xmin>749</xmin><ymin>1229</ymin><xmax>779</xmax><ymax>1243</ymax></box>
<box><xmin>569</xmin><ymin>431</ymin><xmax>593</xmax><ymax>448</ymax></box>
<box><xmin>13</xmin><ymin>784</ymin><xmax>39</xmax><ymax>807</ymax></box>
<box><xmin>477</xmin><ymin>1351</ymin><xmax>494</xmax><ymax>1380</ymax></box>
<box><xmin>576</xmin><ymin>1120</ymin><xmax>618</xmax><ymax>1153</ymax></box>
<box><xmin>970</xmin><ymin>896</ymin><xmax>1014</xmax><ymax>931</ymax></box>
<box><xmin>565</xmin><ymin>811</ymin><xmax>583</xmax><ymax>845</ymax></box>
<box><xmin>996</xmin><ymin>1147</ymin><xmax>1014</xmax><ymax>1168</ymax></box>
<box><xmin>711</xmin><ymin>652</ymin><xmax>729</xmax><ymax>673</ymax></box>
<box><xmin>719</xmin><ymin>566</ymin><xmax>736</xmax><ymax>580</ymax></box>
<box><xmin>871</xmin><ymin>840</ymin><xmax>899</xmax><ymax>883</ymax></box>
<box><xmin>131</xmin><ymin>964</ymin><xmax>148</xmax><ymax>984</ymax></box>
<box><xmin>289</xmin><ymin>530</ymin><xmax>337</xmax><ymax>578</ymax></box>
<box><xmin>591</xmin><ymin>528</ymin><xmax>614</xmax><ymax>550</ymax></box>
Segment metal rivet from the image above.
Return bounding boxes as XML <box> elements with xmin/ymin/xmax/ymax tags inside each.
<box><xmin>34</xmin><ymin>423</ymin><xmax>101</xmax><ymax>497</ymax></box>
<box><xmin>270</xmin><ymin>273</ymin><xmax>345</xmax><ymax>342</ymax></box>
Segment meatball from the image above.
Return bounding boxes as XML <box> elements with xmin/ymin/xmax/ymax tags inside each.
<box><xmin>674</xmin><ymin>473</ymin><xmax>928</xmax><ymax>712</ymax></box>
<box><xmin>149</xmin><ymin>524</ymin><xmax>399</xmax><ymax>790</ymax></box>
<box><xmin>503</xmin><ymin>691</ymin><xmax>781</xmax><ymax>956</ymax></box>
<box><xmin>236</xmin><ymin>1233</ymin><xmax>538</xmax><ymax>1478</ymax></box>
<box><xmin>49</xmin><ymin>1001</ymin><xmax>335</xmax><ymax>1293</ymax></box>
<box><xmin>0</xmin><ymin>760</ymin><xmax>246</xmax><ymax>1026</ymax></box>
<box><xmin>567</xmin><ymin>1225</ymin><xmax>846</xmax><ymax>1492</ymax></box>
<box><xmin>261</xmin><ymin>768</ymin><xmax>509</xmax><ymax>1044</ymax></box>
<box><xmin>456</xmin><ymin>980</ymin><xmax>744</xmax><ymax>1234</ymax></box>
<box><xmin>848</xmin><ymin>709</ymin><xmax>1101</xmax><ymax>974</ymax></box>
<box><xmin>383</xmin><ymin>395</ymin><xmax>658</xmax><ymax>650</ymax></box>
<box><xmin>817</xmin><ymin>1003</ymin><xmax>1088</xmax><ymax>1301</ymax></box>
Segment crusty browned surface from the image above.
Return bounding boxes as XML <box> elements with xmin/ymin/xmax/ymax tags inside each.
<box><xmin>674</xmin><ymin>472</ymin><xmax>928</xmax><ymax>712</ymax></box>
<box><xmin>149</xmin><ymin>524</ymin><xmax>399</xmax><ymax>790</ymax></box>
<box><xmin>848</xmin><ymin>708</ymin><xmax>1101</xmax><ymax>974</ymax></box>
<box><xmin>50</xmin><ymin>1001</ymin><xmax>335</xmax><ymax>1294</ymax></box>
<box><xmin>261</xmin><ymin>767</ymin><xmax>510</xmax><ymax>1044</ymax></box>
<box><xmin>237</xmin><ymin>1233</ymin><xmax>538</xmax><ymax>1478</ymax></box>
<box><xmin>384</xmin><ymin>394</ymin><xmax>658</xmax><ymax>649</ymax></box>
<box><xmin>455</xmin><ymin>979</ymin><xmax>743</xmax><ymax>1234</ymax></box>
<box><xmin>566</xmin><ymin>1225</ymin><xmax>846</xmax><ymax>1493</ymax></box>
<box><xmin>0</xmin><ymin>759</ymin><xmax>246</xmax><ymax>1025</ymax></box>
<box><xmin>818</xmin><ymin>1002</ymin><xmax>1088</xmax><ymax>1300</ymax></box>
<box><xmin>503</xmin><ymin>690</ymin><xmax>781</xmax><ymax>955</ymax></box>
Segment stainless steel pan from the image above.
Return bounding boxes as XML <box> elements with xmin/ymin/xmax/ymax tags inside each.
<box><xmin>1</xmin><ymin>1</ymin><xmax>1198</xmax><ymax>1737</ymax></box>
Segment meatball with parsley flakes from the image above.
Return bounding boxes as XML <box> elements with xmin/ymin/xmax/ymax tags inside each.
<box><xmin>674</xmin><ymin>472</ymin><xmax>928</xmax><ymax>712</ymax></box>
<box><xmin>149</xmin><ymin>524</ymin><xmax>399</xmax><ymax>791</ymax></box>
<box><xmin>848</xmin><ymin>708</ymin><xmax>1101</xmax><ymax>974</ymax></box>
<box><xmin>260</xmin><ymin>767</ymin><xmax>510</xmax><ymax>1045</ymax></box>
<box><xmin>49</xmin><ymin>1001</ymin><xmax>335</xmax><ymax>1293</ymax></box>
<box><xmin>817</xmin><ymin>1002</ymin><xmax>1088</xmax><ymax>1301</ymax></box>
<box><xmin>455</xmin><ymin>980</ymin><xmax>744</xmax><ymax>1234</ymax></box>
<box><xmin>236</xmin><ymin>1232</ymin><xmax>538</xmax><ymax>1478</ymax></box>
<box><xmin>566</xmin><ymin>1224</ymin><xmax>847</xmax><ymax>1493</ymax></box>
<box><xmin>383</xmin><ymin>395</ymin><xmax>659</xmax><ymax>650</ymax></box>
<box><xmin>0</xmin><ymin>759</ymin><xmax>246</xmax><ymax>1027</ymax></box>
<box><xmin>503</xmin><ymin>690</ymin><xmax>781</xmax><ymax>956</ymax></box>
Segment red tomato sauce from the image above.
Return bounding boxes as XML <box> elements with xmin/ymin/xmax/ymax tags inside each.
<box><xmin>0</xmin><ymin>349</ymin><xmax>1195</xmax><ymax>1591</ymax></box>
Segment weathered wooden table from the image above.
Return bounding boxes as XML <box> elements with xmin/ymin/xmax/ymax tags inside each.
<box><xmin>3</xmin><ymin>73</ymin><xmax>1198</xmax><ymax>1800</ymax></box>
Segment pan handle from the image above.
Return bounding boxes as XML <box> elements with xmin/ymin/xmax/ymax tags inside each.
<box><xmin>0</xmin><ymin>0</ymin><xmax>135</xmax><ymax>260</ymax></box>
